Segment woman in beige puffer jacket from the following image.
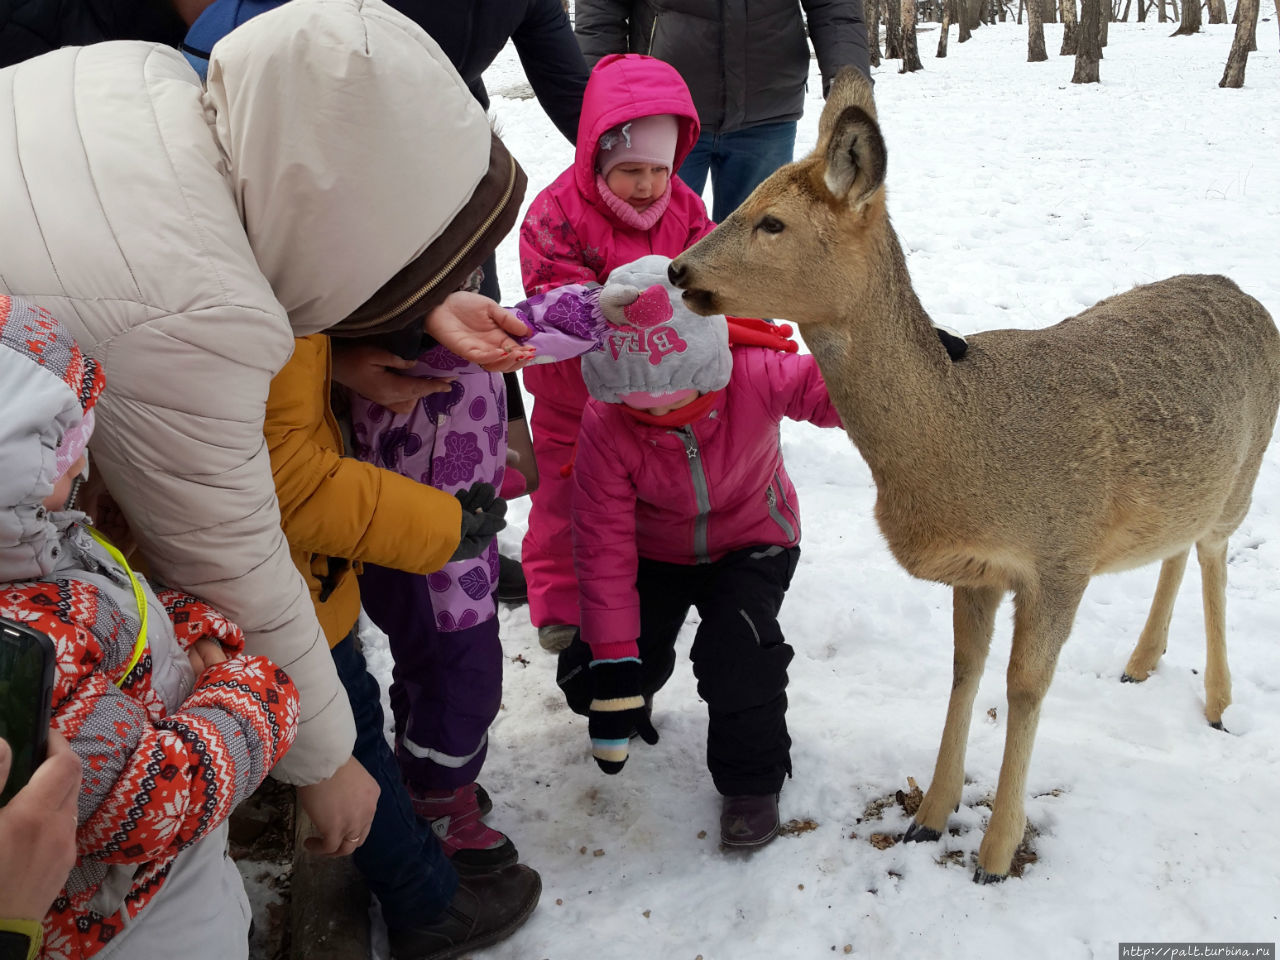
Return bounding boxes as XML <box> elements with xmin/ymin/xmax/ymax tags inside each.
<box><xmin>0</xmin><ymin>0</ymin><xmax>516</xmax><ymax>845</ymax></box>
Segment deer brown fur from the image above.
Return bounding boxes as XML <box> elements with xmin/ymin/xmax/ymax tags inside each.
<box><xmin>669</xmin><ymin>68</ymin><xmax>1280</xmax><ymax>883</ymax></box>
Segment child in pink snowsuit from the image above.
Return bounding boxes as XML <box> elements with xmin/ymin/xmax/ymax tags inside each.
<box><xmin>555</xmin><ymin>256</ymin><xmax>843</xmax><ymax>851</ymax></box>
<box><xmin>348</xmin><ymin>282</ymin><xmax>607</xmax><ymax>872</ymax></box>
<box><xmin>518</xmin><ymin>53</ymin><xmax>715</xmax><ymax>652</ymax></box>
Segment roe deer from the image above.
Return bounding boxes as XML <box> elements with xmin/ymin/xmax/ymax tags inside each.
<box><xmin>669</xmin><ymin>68</ymin><xmax>1280</xmax><ymax>883</ymax></box>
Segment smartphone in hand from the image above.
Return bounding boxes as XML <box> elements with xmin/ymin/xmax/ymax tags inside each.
<box><xmin>0</xmin><ymin>617</ymin><xmax>56</xmax><ymax>806</ymax></box>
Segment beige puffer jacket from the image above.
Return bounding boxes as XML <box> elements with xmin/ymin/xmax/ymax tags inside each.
<box><xmin>0</xmin><ymin>0</ymin><xmax>493</xmax><ymax>783</ymax></box>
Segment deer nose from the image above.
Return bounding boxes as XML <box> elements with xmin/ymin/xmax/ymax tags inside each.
<box><xmin>667</xmin><ymin>260</ymin><xmax>688</xmax><ymax>288</ymax></box>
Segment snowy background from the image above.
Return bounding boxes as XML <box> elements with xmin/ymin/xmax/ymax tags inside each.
<box><xmin>361</xmin><ymin>18</ymin><xmax>1280</xmax><ymax>960</ymax></box>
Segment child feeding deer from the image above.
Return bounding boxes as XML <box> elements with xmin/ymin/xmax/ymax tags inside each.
<box><xmin>669</xmin><ymin>68</ymin><xmax>1280</xmax><ymax>884</ymax></box>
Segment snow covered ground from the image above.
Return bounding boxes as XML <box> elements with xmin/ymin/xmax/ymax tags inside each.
<box><xmin>362</xmin><ymin>18</ymin><xmax>1280</xmax><ymax>960</ymax></box>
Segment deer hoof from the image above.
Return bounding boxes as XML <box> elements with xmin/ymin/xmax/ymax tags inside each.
<box><xmin>1209</xmin><ymin>719</ymin><xmax>1228</xmax><ymax>733</ymax></box>
<box><xmin>972</xmin><ymin>866</ymin><xmax>1007</xmax><ymax>885</ymax></box>
<box><xmin>1120</xmin><ymin>672</ymin><xmax>1142</xmax><ymax>683</ymax></box>
<box><xmin>903</xmin><ymin>822</ymin><xmax>941</xmax><ymax>844</ymax></box>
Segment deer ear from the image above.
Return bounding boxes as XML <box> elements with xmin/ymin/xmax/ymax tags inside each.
<box><xmin>823</xmin><ymin>106</ymin><xmax>886</xmax><ymax>210</ymax></box>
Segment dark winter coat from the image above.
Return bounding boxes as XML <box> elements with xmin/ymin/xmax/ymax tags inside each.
<box><xmin>386</xmin><ymin>0</ymin><xmax>589</xmax><ymax>143</ymax></box>
<box><xmin>575</xmin><ymin>0</ymin><xmax>870</xmax><ymax>135</ymax></box>
<box><xmin>0</xmin><ymin>0</ymin><xmax>185</xmax><ymax>67</ymax></box>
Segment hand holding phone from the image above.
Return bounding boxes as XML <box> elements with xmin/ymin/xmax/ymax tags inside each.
<box><xmin>0</xmin><ymin>618</ymin><xmax>56</xmax><ymax>806</ymax></box>
<box><xmin>0</xmin><ymin>730</ymin><xmax>81</xmax><ymax>921</ymax></box>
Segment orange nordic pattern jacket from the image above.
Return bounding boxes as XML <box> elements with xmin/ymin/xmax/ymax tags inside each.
<box><xmin>0</xmin><ymin>572</ymin><xmax>298</xmax><ymax>960</ymax></box>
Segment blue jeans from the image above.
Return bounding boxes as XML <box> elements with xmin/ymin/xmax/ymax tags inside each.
<box><xmin>677</xmin><ymin>120</ymin><xmax>798</xmax><ymax>223</ymax></box>
<box><xmin>331</xmin><ymin>632</ymin><xmax>459</xmax><ymax>930</ymax></box>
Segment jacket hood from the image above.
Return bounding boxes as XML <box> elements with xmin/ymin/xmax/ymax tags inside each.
<box><xmin>574</xmin><ymin>54</ymin><xmax>700</xmax><ymax>211</ymax></box>
<box><xmin>0</xmin><ymin>297</ymin><xmax>105</xmax><ymax>582</ymax></box>
<box><xmin>204</xmin><ymin>0</ymin><xmax>495</xmax><ymax>336</ymax></box>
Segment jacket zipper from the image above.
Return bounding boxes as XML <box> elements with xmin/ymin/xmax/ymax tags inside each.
<box><xmin>775</xmin><ymin>468</ymin><xmax>800</xmax><ymax>537</ymax></box>
<box><xmin>647</xmin><ymin>13</ymin><xmax>659</xmax><ymax>54</ymax></box>
<box><xmin>363</xmin><ymin>153</ymin><xmax>518</xmax><ymax>330</ymax></box>
<box><xmin>676</xmin><ymin>426</ymin><xmax>712</xmax><ymax>563</ymax></box>
<box><xmin>766</xmin><ymin>474</ymin><xmax>796</xmax><ymax>542</ymax></box>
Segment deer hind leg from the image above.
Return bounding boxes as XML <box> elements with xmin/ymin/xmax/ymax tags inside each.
<box><xmin>975</xmin><ymin>576</ymin><xmax>1087</xmax><ymax>884</ymax></box>
<box><xmin>1196</xmin><ymin>538</ymin><xmax>1232</xmax><ymax>729</ymax></box>
<box><xmin>906</xmin><ymin>585</ymin><xmax>1003</xmax><ymax>844</ymax></box>
<box><xmin>1122</xmin><ymin>550</ymin><xmax>1189</xmax><ymax>683</ymax></box>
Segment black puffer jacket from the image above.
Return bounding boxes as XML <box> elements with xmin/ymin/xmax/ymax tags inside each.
<box><xmin>575</xmin><ymin>0</ymin><xmax>869</xmax><ymax>135</ymax></box>
<box><xmin>0</xmin><ymin>0</ymin><xmax>185</xmax><ymax>67</ymax></box>
<box><xmin>387</xmin><ymin>0</ymin><xmax>589</xmax><ymax>144</ymax></box>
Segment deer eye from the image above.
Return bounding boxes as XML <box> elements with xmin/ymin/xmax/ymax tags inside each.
<box><xmin>756</xmin><ymin>216</ymin><xmax>785</xmax><ymax>235</ymax></box>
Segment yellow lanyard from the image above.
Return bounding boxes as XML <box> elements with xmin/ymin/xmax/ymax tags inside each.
<box><xmin>84</xmin><ymin>526</ymin><xmax>149</xmax><ymax>688</ymax></box>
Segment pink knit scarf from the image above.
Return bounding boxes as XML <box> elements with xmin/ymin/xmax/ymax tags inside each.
<box><xmin>596</xmin><ymin>174</ymin><xmax>673</xmax><ymax>230</ymax></box>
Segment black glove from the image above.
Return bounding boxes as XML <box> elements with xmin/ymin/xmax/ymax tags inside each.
<box><xmin>588</xmin><ymin>658</ymin><xmax>658</xmax><ymax>774</ymax></box>
<box><xmin>448</xmin><ymin>482</ymin><xmax>507</xmax><ymax>562</ymax></box>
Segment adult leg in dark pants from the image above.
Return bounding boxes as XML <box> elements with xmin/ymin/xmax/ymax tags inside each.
<box><xmin>329</xmin><ymin>631</ymin><xmax>458</xmax><ymax>927</ymax></box>
<box><xmin>331</xmin><ymin>631</ymin><xmax>542</xmax><ymax>959</ymax></box>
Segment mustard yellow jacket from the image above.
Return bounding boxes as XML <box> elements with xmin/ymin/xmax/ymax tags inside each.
<box><xmin>265</xmin><ymin>335</ymin><xmax>462</xmax><ymax>647</ymax></box>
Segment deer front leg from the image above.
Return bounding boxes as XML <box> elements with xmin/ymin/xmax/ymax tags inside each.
<box><xmin>1196</xmin><ymin>538</ymin><xmax>1232</xmax><ymax>728</ymax></box>
<box><xmin>975</xmin><ymin>576</ymin><xmax>1086</xmax><ymax>883</ymax></box>
<box><xmin>1122</xmin><ymin>550</ymin><xmax>1189</xmax><ymax>682</ymax></box>
<box><xmin>906</xmin><ymin>585</ymin><xmax>1003</xmax><ymax>844</ymax></box>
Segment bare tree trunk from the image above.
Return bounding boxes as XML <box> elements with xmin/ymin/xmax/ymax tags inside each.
<box><xmin>1138</xmin><ymin>0</ymin><xmax>1147</xmax><ymax>19</ymax></box>
<box><xmin>1207</xmin><ymin>0</ymin><xmax>1228</xmax><ymax>20</ymax></box>
<box><xmin>1028</xmin><ymin>0</ymin><xmax>1049</xmax><ymax>57</ymax></box>
<box><xmin>1220</xmin><ymin>0</ymin><xmax>1259</xmax><ymax>84</ymax></box>
<box><xmin>869</xmin><ymin>0</ymin><xmax>883</xmax><ymax>65</ymax></box>
<box><xmin>1074</xmin><ymin>0</ymin><xmax>1102</xmax><ymax>80</ymax></box>
<box><xmin>1171</xmin><ymin>0</ymin><xmax>1202</xmax><ymax>31</ymax></box>
<box><xmin>1061</xmin><ymin>0</ymin><xmax>1079</xmax><ymax>51</ymax></box>
<box><xmin>901</xmin><ymin>0</ymin><xmax>925</xmax><ymax>68</ymax></box>
<box><xmin>1045</xmin><ymin>0</ymin><xmax>1057</xmax><ymax>22</ymax></box>
<box><xmin>959</xmin><ymin>0</ymin><xmax>974</xmax><ymax>38</ymax></box>
<box><xmin>1018</xmin><ymin>0</ymin><xmax>1024</xmax><ymax>23</ymax></box>
<box><xmin>1120</xmin><ymin>0</ymin><xmax>1132</xmax><ymax>18</ymax></box>
<box><xmin>1158</xmin><ymin>0</ymin><xmax>1168</xmax><ymax>20</ymax></box>
<box><xmin>937</xmin><ymin>0</ymin><xmax>954</xmax><ymax>55</ymax></box>
<box><xmin>1100</xmin><ymin>0</ymin><xmax>1110</xmax><ymax>43</ymax></box>
<box><xmin>885</xmin><ymin>0</ymin><xmax>904</xmax><ymax>57</ymax></box>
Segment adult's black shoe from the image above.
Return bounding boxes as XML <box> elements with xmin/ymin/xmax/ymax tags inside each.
<box><xmin>387</xmin><ymin>863</ymin><xmax>541</xmax><ymax>960</ymax></box>
<box><xmin>495</xmin><ymin>553</ymin><xmax>528</xmax><ymax>606</ymax></box>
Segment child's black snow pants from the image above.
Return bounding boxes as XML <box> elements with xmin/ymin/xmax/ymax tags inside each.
<box><xmin>558</xmin><ymin>543</ymin><xmax>800</xmax><ymax>796</ymax></box>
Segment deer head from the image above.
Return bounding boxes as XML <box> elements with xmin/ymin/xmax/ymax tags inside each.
<box><xmin>670</xmin><ymin>69</ymin><xmax>890</xmax><ymax>324</ymax></box>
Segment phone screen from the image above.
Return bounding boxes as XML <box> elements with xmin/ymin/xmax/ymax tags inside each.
<box><xmin>0</xmin><ymin>619</ymin><xmax>56</xmax><ymax>806</ymax></box>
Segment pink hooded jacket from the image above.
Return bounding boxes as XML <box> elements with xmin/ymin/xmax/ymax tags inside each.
<box><xmin>519</xmin><ymin>53</ymin><xmax>715</xmax><ymax>409</ymax></box>
<box><xmin>572</xmin><ymin>347</ymin><xmax>842</xmax><ymax>662</ymax></box>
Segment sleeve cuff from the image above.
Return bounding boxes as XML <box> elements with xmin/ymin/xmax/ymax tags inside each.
<box><xmin>0</xmin><ymin>919</ymin><xmax>42</xmax><ymax>960</ymax></box>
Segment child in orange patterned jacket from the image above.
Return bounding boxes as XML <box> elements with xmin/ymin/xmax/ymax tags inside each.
<box><xmin>0</xmin><ymin>296</ymin><xmax>298</xmax><ymax>960</ymax></box>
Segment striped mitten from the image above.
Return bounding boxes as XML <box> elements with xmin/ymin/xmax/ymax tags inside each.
<box><xmin>588</xmin><ymin>658</ymin><xmax>658</xmax><ymax>774</ymax></box>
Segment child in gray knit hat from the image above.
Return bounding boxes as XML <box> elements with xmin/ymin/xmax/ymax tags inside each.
<box><xmin>559</xmin><ymin>254</ymin><xmax>845</xmax><ymax>850</ymax></box>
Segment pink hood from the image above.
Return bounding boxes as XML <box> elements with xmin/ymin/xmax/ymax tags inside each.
<box><xmin>574</xmin><ymin>54</ymin><xmax>701</xmax><ymax>216</ymax></box>
<box><xmin>518</xmin><ymin>54</ymin><xmax>714</xmax><ymax>411</ymax></box>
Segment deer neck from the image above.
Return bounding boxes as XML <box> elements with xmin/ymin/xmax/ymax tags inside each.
<box><xmin>801</xmin><ymin>225</ymin><xmax>959</xmax><ymax>484</ymax></box>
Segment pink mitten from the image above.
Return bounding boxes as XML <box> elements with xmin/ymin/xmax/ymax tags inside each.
<box><xmin>622</xmin><ymin>284</ymin><xmax>674</xmax><ymax>329</ymax></box>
